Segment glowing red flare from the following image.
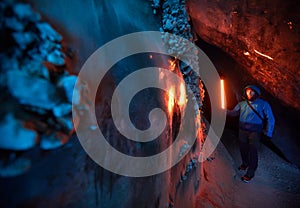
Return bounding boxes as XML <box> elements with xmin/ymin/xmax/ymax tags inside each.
<box><xmin>220</xmin><ymin>79</ymin><xmax>226</xmax><ymax>109</ymax></box>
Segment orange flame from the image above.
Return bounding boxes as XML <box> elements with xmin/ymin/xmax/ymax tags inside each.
<box><xmin>167</xmin><ymin>83</ymin><xmax>186</xmax><ymax>113</ymax></box>
<box><xmin>168</xmin><ymin>59</ymin><xmax>176</xmax><ymax>71</ymax></box>
<box><xmin>168</xmin><ymin>86</ymin><xmax>175</xmax><ymax>113</ymax></box>
<box><xmin>178</xmin><ymin>83</ymin><xmax>186</xmax><ymax>106</ymax></box>
<box><xmin>159</xmin><ymin>71</ymin><xmax>164</xmax><ymax>80</ymax></box>
<box><xmin>220</xmin><ymin>79</ymin><xmax>226</xmax><ymax>109</ymax></box>
<box><xmin>166</xmin><ymin>58</ymin><xmax>186</xmax><ymax>113</ymax></box>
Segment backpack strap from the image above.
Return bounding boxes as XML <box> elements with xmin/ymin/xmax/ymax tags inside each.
<box><xmin>245</xmin><ymin>99</ymin><xmax>264</xmax><ymax>122</ymax></box>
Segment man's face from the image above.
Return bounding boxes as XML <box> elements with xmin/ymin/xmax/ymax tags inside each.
<box><xmin>246</xmin><ymin>88</ymin><xmax>255</xmax><ymax>100</ymax></box>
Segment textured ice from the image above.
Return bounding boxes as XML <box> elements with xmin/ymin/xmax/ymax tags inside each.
<box><xmin>7</xmin><ymin>70</ymin><xmax>59</xmax><ymax>110</ymax></box>
<box><xmin>0</xmin><ymin>114</ymin><xmax>37</xmax><ymax>151</ymax></box>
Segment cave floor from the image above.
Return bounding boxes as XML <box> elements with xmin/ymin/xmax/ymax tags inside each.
<box><xmin>219</xmin><ymin>128</ymin><xmax>300</xmax><ymax>208</ymax></box>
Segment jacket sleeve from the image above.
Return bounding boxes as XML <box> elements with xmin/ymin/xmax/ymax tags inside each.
<box><xmin>263</xmin><ymin>101</ymin><xmax>275</xmax><ymax>137</ymax></box>
<box><xmin>227</xmin><ymin>103</ymin><xmax>240</xmax><ymax>117</ymax></box>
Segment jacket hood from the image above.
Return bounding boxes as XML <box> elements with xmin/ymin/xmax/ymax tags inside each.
<box><xmin>244</xmin><ymin>85</ymin><xmax>261</xmax><ymax>96</ymax></box>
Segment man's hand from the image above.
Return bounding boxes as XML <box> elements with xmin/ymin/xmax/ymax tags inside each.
<box><xmin>263</xmin><ymin>130</ymin><xmax>272</xmax><ymax>138</ymax></box>
<box><xmin>262</xmin><ymin>131</ymin><xmax>272</xmax><ymax>140</ymax></box>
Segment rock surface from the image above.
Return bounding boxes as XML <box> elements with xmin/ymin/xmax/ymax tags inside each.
<box><xmin>6</xmin><ymin>70</ymin><xmax>59</xmax><ymax>110</ymax></box>
<box><xmin>0</xmin><ymin>0</ymin><xmax>79</xmax><ymax>177</ymax></box>
<box><xmin>0</xmin><ymin>114</ymin><xmax>37</xmax><ymax>151</ymax></box>
<box><xmin>160</xmin><ymin>0</ymin><xmax>205</xmax><ymax>109</ymax></box>
<box><xmin>0</xmin><ymin>0</ymin><xmax>208</xmax><ymax>207</ymax></box>
<box><xmin>186</xmin><ymin>0</ymin><xmax>300</xmax><ymax>109</ymax></box>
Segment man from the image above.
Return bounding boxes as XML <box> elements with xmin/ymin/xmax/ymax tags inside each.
<box><xmin>227</xmin><ymin>85</ymin><xmax>275</xmax><ymax>182</ymax></box>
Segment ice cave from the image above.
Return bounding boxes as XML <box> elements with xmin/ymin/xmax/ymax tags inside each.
<box><xmin>0</xmin><ymin>0</ymin><xmax>299</xmax><ymax>207</ymax></box>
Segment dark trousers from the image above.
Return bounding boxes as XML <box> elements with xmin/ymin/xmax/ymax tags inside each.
<box><xmin>239</xmin><ymin>129</ymin><xmax>260</xmax><ymax>177</ymax></box>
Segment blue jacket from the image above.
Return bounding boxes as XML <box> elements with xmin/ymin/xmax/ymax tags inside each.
<box><xmin>227</xmin><ymin>98</ymin><xmax>275</xmax><ymax>137</ymax></box>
